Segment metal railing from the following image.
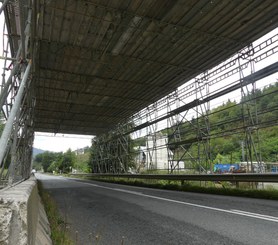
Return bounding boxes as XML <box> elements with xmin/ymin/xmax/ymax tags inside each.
<box><xmin>70</xmin><ymin>173</ymin><xmax>278</xmax><ymax>183</ymax></box>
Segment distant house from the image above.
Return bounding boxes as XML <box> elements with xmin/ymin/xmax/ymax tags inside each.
<box><xmin>74</xmin><ymin>148</ymin><xmax>85</xmax><ymax>155</ymax></box>
<box><xmin>74</xmin><ymin>146</ymin><xmax>89</xmax><ymax>155</ymax></box>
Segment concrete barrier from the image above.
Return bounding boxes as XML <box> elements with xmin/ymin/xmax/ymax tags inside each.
<box><xmin>0</xmin><ymin>176</ymin><xmax>52</xmax><ymax>245</ymax></box>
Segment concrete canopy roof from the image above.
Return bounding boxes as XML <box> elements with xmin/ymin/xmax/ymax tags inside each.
<box><xmin>7</xmin><ymin>0</ymin><xmax>278</xmax><ymax>135</ymax></box>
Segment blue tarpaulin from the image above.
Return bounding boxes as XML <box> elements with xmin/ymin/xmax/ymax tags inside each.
<box><xmin>214</xmin><ymin>164</ymin><xmax>239</xmax><ymax>173</ymax></box>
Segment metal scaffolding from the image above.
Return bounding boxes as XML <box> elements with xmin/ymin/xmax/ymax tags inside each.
<box><xmin>0</xmin><ymin>1</ymin><xmax>278</xmax><ymax>186</ymax></box>
<box><xmin>91</xmin><ymin>32</ymin><xmax>278</xmax><ymax>174</ymax></box>
<box><xmin>91</xmin><ymin>122</ymin><xmax>134</xmax><ymax>173</ymax></box>
<box><xmin>0</xmin><ymin>0</ymin><xmax>34</xmax><ymax>187</ymax></box>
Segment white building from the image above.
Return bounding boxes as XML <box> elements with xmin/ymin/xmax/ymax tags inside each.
<box><xmin>135</xmin><ymin>133</ymin><xmax>174</xmax><ymax>170</ymax></box>
<box><xmin>146</xmin><ymin>133</ymin><xmax>169</xmax><ymax>169</ymax></box>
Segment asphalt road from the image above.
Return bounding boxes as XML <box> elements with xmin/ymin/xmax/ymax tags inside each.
<box><xmin>36</xmin><ymin>173</ymin><xmax>278</xmax><ymax>245</ymax></box>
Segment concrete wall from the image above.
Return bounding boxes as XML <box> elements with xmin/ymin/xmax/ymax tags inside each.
<box><xmin>147</xmin><ymin>134</ymin><xmax>171</xmax><ymax>169</ymax></box>
<box><xmin>0</xmin><ymin>176</ymin><xmax>52</xmax><ymax>245</ymax></box>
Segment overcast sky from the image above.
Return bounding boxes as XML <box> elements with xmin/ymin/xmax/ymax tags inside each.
<box><xmin>33</xmin><ymin>133</ymin><xmax>93</xmax><ymax>152</ymax></box>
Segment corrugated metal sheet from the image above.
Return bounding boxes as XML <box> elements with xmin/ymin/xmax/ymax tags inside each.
<box><xmin>6</xmin><ymin>0</ymin><xmax>278</xmax><ymax>135</ymax></box>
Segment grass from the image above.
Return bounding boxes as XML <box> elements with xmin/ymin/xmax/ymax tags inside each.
<box><xmin>37</xmin><ymin>180</ymin><xmax>73</xmax><ymax>245</ymax></box>
<box><xmin>85</xmin><ymin>177</ymin><xmax>278</xmax><ymax>200</ymax></box>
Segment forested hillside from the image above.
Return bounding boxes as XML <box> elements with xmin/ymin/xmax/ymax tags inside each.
<box><xmin>165</xmin><ymin>83</ymin><xmax>278</xmax><ymax>166</ymax></box>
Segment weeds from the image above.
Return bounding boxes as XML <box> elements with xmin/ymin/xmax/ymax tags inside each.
<box><xmin>87</xmin><ymin>177</ymin><xmax>278</xmax><ymax>200</ymax></box>
<box><xmin>37</xmin><ymin>180</ymin><xmax>73</xmax><ymax>245</ymax></box>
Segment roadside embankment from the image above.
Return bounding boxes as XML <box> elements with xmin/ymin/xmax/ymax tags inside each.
<box><xmin>0</xmin><ymin>176</ymin><xmax>52</xmax><ymax>245</ymax></box>
<box><xmin>79</xmin><ymin>176</ymin><xmax>278</xmax><ymax>200</ymax></box>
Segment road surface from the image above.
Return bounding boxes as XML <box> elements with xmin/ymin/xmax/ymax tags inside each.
<box><xmin>36</xmin><ymin>174</ymin><xmax>278</xmax><ymax>245</ymax></box>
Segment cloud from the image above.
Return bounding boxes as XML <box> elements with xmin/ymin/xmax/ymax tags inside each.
<box><xmin>33</xmin><ymin>133</ymin><xmax>93</xmax><ymax>152</ymax></box>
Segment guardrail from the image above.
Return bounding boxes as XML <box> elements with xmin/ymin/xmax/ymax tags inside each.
<box><xmin>70</xmin><ymin>173</ymin><xmax>278</xmax><ymax>183</ymax></box>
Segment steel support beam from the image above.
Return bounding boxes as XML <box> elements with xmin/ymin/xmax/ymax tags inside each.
<box><xmin>0</xmin><ymin>61</ymin><xmax>31</xmax><ymax>167</ymax></box>
<box><xmin>124</xmin><ymin>61</ymin><xmax>278</xmax><ymax>136</ymax></box>
<box><xmin>0</xmin><ymin>0</ymin><xmax>9</xmax><ymax>15</ymax></box>
<box><xmin>0</xmin><ymin>44</ymin><xmax>22</xmax><ymax>109</ymax></box>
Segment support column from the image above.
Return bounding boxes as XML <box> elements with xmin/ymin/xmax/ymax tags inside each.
<box><xmin>0</xmin><ymin>61</ymin><xmax>31</xmax><ymax>166</ymax></box>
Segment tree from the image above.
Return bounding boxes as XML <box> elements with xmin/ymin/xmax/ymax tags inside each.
<box><xmin>58</xmin><ymin>149</ymin><xmax>75</xmax><ymax>173</ymax></box>
<box><xmin>47</xmin><ymin>161</ymin><xmax>59</xmax><ymax>173</ymax></box>
<box><xmin>32</xmin><ymin>161</ymin><xmax>43</xmax><ymax>171</ymax></box>
<box><xmin>33</xmin><ymin>151</ymin><xmax>62</xmax><ymax>172</ymax></box>
<box><xmin>213</xmin><ymin>153</ymin><xmax>229</xmax><ymax>164</ymax></box>
<box><xmin>260</xmin><ymin>126</ymin><xmax>278</xmax><ymax>162</ymax></box>
<box><xmin>74</xmin><ymin>150</ymin><xmax>91</xmax><ymax>173</ymax></box>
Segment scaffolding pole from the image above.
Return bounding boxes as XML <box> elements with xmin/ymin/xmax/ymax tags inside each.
<box><xmin>0</xmin><ymin>61</ymin><xmax>31</xmax><ymax>166</ymax></box>
<box><xmin>90</xmin><ymin>31</ymin><xmax>278</xmax><ymax>177</ymax></box>
<box><xmin>0</xmin><ymin>0</ymin><xmax>34</xmax><ymax>187</ymax></box>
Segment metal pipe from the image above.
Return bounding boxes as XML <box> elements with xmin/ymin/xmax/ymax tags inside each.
<box><xmin>0</xmin><ymin>0</ymin><xmax>9</xmax><ymax>15</ymax></box>
<box><xmin>0</xmin><ymin>62</ymin><xmax>20</xmax><ymax>108</ymax></box>
<box><xmin>0</xmin><ymin>44</ymin><xmax>22</xmax><ymax>109</ymax></box>
<box><xmin>0</xmin><ymin>60</ymin><xmax>31</xmax><ymax>166</ymax></box>
<box><xmin>24</xmin><ymin>8</ymin><xmax>32</xmax><ymax>57</ymax></box>
<box><xmin>19</xmin><ymin>0</ymin><xmax>26</xmax><ymax>59</ymax></box>
<box><xmin>0</xmin><ymin>56</ymin><xmax>17</xmax><ymax>61</ymax></box>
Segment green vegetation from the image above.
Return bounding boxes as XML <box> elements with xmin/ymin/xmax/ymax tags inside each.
<box><xmin>74</xmin><ymin>147</ymin><xmax>91</xmax><ymax>173</ymax></box>
<box><xmin>37</xmin><ymin>180</ymin><xmax>73</xmax><ymax>244</ymax></box>
<box><xmin>87</xmin><ymin>83</ymin><xmax>278</xmax><ymax>173</ymax></box>
<box><xmin>86</xmin><ymin>177</ymin><xmax>278</xmax><ymax>200</ymax></box>
<box><xmin>162</xmin><ymin>83</ymin><xmax>278</xmax><ymax>169</ymax></box>
<box><xmin>33</xmin><ymin>148</ymin><xmax>91</xmax><ymax>173</ymax></box>
<box><xmin>89</xmin><ymin>128</ymin><xmax>136</xmax><ymax>173</ymax></box>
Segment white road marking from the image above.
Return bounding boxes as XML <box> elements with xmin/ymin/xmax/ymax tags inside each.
<box><xmin>79</xmin><ymin>181</ymin><xmax>278</xmax><ymax>223</ymax></box>
<box><xmin>231</xmin><ymin>209</ymin><xmax>278</xmax><ymax>222</ymax></box>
